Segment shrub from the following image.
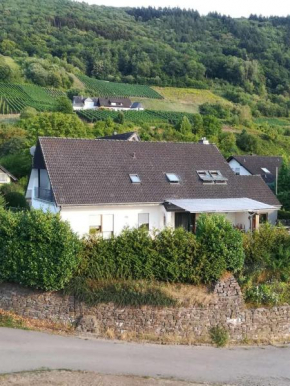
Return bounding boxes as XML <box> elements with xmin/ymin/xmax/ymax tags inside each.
<box><xmin>210</xmin><ymin>326</ymin><xmax>229</xmax><ymax>347</ymax></box>
<box><xmin>195</xmin><ymin>214</ymin><xmax>245</xmax><ymax>283</ymax></box>
<box><xmin>244</xmin><ymin>282</ymin><xmax>290</xmax><ymax>306</ymax></box>
<box><xmin>4</xmin><ymin>192</ymin><xmax>29</xmax><ymax>209</ymax></box>
<box><xmin>242</xmin><ymin>223</ymin><xmax>290</xmax><ymax>282</ymax></box>
<box><xmin>0</xmin><ymin>193</ymin><xmax>5</xmax><ymax>208</ymax></box>
<box><xmin>82</xmin><ymin>228</ymin><xmax>155</xmax><ymax>280</ymax></box>
<box><xmin>236</xmin><ymin>129</ymin><xmax>258</xmax><ymax>153</ymax></box>
<box><xmin>20</xmin><ymin>107</ymin><xmax>37</xmax><ymax>119</ymax></box>
<box><xmin>0</xmin><ymin>209</ymin><xmax>81</xmax><ymax>290</ymax></box>
<box><xmin>81</xmin><ymin>227</ymin><xmax>201</xmax><ymax>283</ymax></box>
<box><xmin>153</xmin><ymin>227</ymin><xmax>199</xmax><ymax>283</ymax></box>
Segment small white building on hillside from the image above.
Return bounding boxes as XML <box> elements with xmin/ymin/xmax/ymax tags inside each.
<box><xmin>26</xmin><ymin>137</ymin><xmax>281</xmax><ymax>237</ymax></box>
<box><xmin>0</xmin><ymin>165</ymin><xmax>17</xmax><ymax>185</ymax></box>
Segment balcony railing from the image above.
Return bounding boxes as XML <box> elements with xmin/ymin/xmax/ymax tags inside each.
<box><xmin>34</xmin><ymin>187</ymin><xmax>54</xmax><ymax>202</ymax></box>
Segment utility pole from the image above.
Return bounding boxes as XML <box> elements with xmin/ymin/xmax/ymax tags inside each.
<box><xmin>276</xmin><ymin>166</ymin><xmax>278</xmax><ymax>196</ymax></box>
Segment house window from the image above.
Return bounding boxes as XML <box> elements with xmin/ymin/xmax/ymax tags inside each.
<box><xmin>129</xmin><ymin>174</ymin><xmax>141</xmax><ymax>183</ymax></box>
<box><xmin>166</xmin><ymin>173</ymin><xmax>180</xmax><ymax>183</ymax></box>
<box><xmin>235</xmin><ymin>168</ymin><xmax>240</xmax><ymax>175</ymax></box>
<box><xmin>89</xmin><ymin>214</ymin><xmax>114</xmax><ymax>238</ymax></box>
<box><xmin>261</xmin><ymin>168</ymin><xmax>271</xmax><ymax>174</ymax></box>
<box><xmin>0</xmin><ymin>173</ymin><xmax>7</xmax><ymax>182</ymax></box>
<box><xmin>138</xmin><ymin>213</ymin><xmax>149</xmax><ymax>231</ymax></box>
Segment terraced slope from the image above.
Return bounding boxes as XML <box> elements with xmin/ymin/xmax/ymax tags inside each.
<box><xmin>0</xmin><ymin>83</ymin><xmax>65</xmax><ymax>113</ymax></box>
<box><xmin>78</xmin><ymin>75</ymin><xmax>163</xmax><ymax>99</ymax></box>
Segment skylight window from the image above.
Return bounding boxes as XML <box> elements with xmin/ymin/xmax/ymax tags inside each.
<box><xmin>129</xmin><ymin>174</ymin><xmax>141</xmax><ymax>183</ymax></box>
<box><xmin>197</xmin><ymin>170</ymin><xmax>228</xmax><ymax>184</ymax></box>
<box><xmin>261</xmin><ymin>168</ymin><xmax>271</xmax><ymax>174</ymax></box>
<box><xmin>197</xmin><ymin>170</ymin><xmax>214</xmax><ymax>183</ymax></box>
<box><xmin>166</xmin><ymin>173</ymin><xmax>180</xmax><ymax>183</ymax></box>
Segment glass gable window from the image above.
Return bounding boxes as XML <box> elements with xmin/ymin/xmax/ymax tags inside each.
<box><xmin>138</xmin><ymin>213</ymin><xmax>149</xmax><ymax>231</ymax></box>
<box><xmin>129</xmin><ymin>174</ymin><xmax>141</xmax><ymax>183</ymax></box>
<box><xmin>166</xmin><ymin>173</ymin><xmax>180</xmax><ymax>183</ymax></box>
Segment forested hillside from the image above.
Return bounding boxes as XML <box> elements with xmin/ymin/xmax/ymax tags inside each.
<box><xmin>1</xmin><ymin>0</ymin><xmax>290</xmax><ymax>94</ymax></box>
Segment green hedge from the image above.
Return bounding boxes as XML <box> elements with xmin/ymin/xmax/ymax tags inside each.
<box><xmin>81</xmin><ymin>215</ymin><xmax>245</xmax><ymax>284</ymax></box>
<box><xmin>0</xmin><ymin>209</ymin><xmax>81</xmax><ymax>290</ymax></box>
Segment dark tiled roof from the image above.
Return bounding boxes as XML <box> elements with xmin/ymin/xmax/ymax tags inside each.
<box><xmin>131</xmin><ymin>102</ymin><xmax>143</xmax><ymax>108</ymax></box>
<box><xmin>0</xmin><ymin>165</ymin><xmax>17</xmax><ymax>181</ymax></box>
<box><xmin>98</xmin><ymin>132</ymin><xmax>140</xmax><ymax>141</ymax></box>
<box><xmin>37</xmin><ymin>138</ymin><xmax>281</xmax><ymax>207</ymax></box>
<box><xmin>98</xmin><ymin>98</ymin><xmax>132</xmax><ymax>108</ymax></box>
<box><xmin>228</xmin><ymin>155</ymin><xmax>283</xmax><ymax>184</ymax></box>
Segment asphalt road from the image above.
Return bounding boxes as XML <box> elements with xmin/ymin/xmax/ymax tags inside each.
<box><xmin>1</xmin><ymin>328</ymin><xmax>290</xmax><ymax>386</ymax></box>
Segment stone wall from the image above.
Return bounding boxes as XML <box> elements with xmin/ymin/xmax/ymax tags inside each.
<box><xmin>1</xmin><ymin>276</ymin><xmax>290</xmax><ymax>344</ymax></box>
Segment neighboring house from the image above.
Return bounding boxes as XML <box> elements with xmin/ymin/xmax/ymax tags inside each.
<box><xmin>73</xmin><ymin>96</ymin><xmax>143</xmax><ymax>111</ymax></box>
<box><xmin>228</xmin><ymin>155</ymin><xmax>283</xmax><ymax>186</ymax></box>
<box><xmin>72</xmin><ymin>96</ymin><xmax>98</xmax><ymax>111</ymax></box>
<box><xmin>130</xmin><ymin>102</ymin><xmax>144</xmax><ymax>111</ymax></box>
<box><xmin>98</xmin><ymin>131</ymin><xmax>140</xmax><ymax>141</ymax></box>
<box><xmin>97</xmin><ymin>98</ymin><xmax>132</xmax><ymax>111</ymax></box>
<box><xmin>0</xmin><ymin>165</ymin><xmax>17</xmax><ymax>185</ymax></box>
<box><xmin>26</xmin><ymin>138</ymin><xmax>281</xmax><ymax>238</ymax></box>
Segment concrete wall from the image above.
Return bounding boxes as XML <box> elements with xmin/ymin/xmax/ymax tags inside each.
<box><xmin>1</xmin><ymin>277</ymin><xmax>290</xmax><ymax>344</ymax></box>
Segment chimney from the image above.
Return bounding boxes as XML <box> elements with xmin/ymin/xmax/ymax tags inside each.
<box><xmin>198</xmin><ymin>137</ymin><xmax>210</xmax><ymax>145</ymax></box>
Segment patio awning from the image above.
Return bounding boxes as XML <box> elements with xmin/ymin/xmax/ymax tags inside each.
<box><xmin>165</xmin><ymin>198</ymin><xmax>278</xmax><ymax>213</ymax></box>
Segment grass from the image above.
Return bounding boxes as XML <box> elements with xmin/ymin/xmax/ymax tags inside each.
<box><xmin>152</xmin><ymin>86</ymin><xmax>232</xmax><ymax>113</ymax></box>
<box><xmin>66</xmin><ymin>278</ymin><xmax>214</xmax><ymax>308</ymax></box>
<box><xmin>0</xmin><ymin>309</ymin><xmax>73</xmax><ymax>334</ymax></box>
<box><xmin>210</xmin><ymin>326</ymin><xmax>229</xmax><ymax>347</ymax></box>
<box><xmin>0</xmin><ymin>310</ymin><xmax>27</xmax><ymax>329</ymax></box>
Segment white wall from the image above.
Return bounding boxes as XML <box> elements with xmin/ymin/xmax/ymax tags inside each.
<box><xmin>60</xmin><ymin>204</ymin><xmax>168</xmax><ymax>237</ymax></box>
<box><xmin>228</xmin><ymin>159</ymin><xmax>251</xmax><ymax>175</ymax></box>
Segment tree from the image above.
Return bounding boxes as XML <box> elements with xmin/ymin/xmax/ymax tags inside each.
<box><xmin>278</xmin><ymin>163</ymin><xmax>290</xmax><ymax>210</ymax></box>
<box><xmin>67</xmin><ymin>88</ymin><xmax>82</xmax><ymax>101</ymax></box>
<box><xmin>20</xmin><ymin>112</ymin><xmax>91</xmax><ymax>144</ymax></box>
<box><xmin>20</xmin><ymin>107</ymin><xmax>37</xmax><ymax>119</ymax></box>
<box><xmin>176</xmin><ymin>116</ymin><xmax>192</xmax><ymax>135</ymax></box>
<box><xmin>236</xmin><ymin>129</ymin><xmax>258</xmax><ymax>153</ymax></box>
<box><xmin>203</xmin><ymin>115</ymin><xmax>222</xmax><ymax>138</ymax></box>
<box><xmin>57</xmin><ymin>97</ymin><xmax>73</xmax><ymax>114</ymax></box>
<box><xmin>218</xmin><ymin>132</ymin><xmax>237</xmax><ymax>158</ymax></box>
<box><xmin>115</xmin><ymin>112</ymin><xmax>125</xmax><ymax>124</ymax></box>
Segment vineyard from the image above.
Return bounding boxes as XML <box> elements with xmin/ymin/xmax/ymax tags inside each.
<box><xmin>77</xmin><ymin>109</ymin><xmax>195</xmax><ymax>125</ymax></box>
<box><xmin>0</xmin><ymin>83</ymin><xmax>66</xmax><ymax>114</ymax></box>
<box><xmin>78</xmin><ymin>75</ymin><xmax>163</xmax><ymax>99</ymax></box>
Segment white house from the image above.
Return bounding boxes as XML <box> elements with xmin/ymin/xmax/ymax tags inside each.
<box><xmin>72</xmin><ymin>96</ymin><xmax>98</xmax><ymax>111</ymax></box>
<box><xmin>228</xmin><ymin>155</ymin><xmax>283</xmax><ymax>186</ymax></box>
<box><xmin>0</xmin><ymin>165</ymin><xmax>17</xmax><ymax>185</ymax></box>
<box><xmin>26</xmin><ymin>137</ymin><xmax>281</xmax><ymax>237</ymax></box>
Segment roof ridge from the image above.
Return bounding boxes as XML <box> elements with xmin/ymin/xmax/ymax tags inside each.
<box><xmin>38</xmin><ymin>137</ymin><xmax>217</xmax><ymax>145</ymax></box>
